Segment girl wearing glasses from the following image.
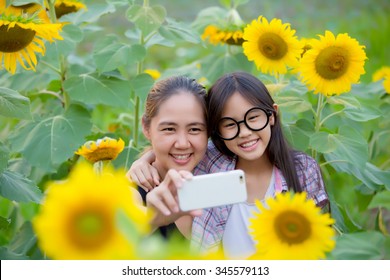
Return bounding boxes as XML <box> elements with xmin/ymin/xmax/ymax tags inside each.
<box><xmin>129</xmin><ymin>72</ymin><xmax>328</xmax><ymax>259</ymax></box>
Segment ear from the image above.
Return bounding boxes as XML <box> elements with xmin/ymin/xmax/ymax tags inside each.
<box><xmin>142</xmin><ymin>117</ymin><xmax>151</xmax><ymax>140</ymax></box>
<box><xmin>270</xmin><ymin>103</ymin><xmax>278</xmax><ymax>126</ymax></box>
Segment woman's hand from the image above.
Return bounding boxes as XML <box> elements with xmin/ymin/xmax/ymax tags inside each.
<box><xmin>146</xmin><ymin>169</ymin><xmax>202</xmax><ymax>228</ymax></box>
<box><xmin>126</xmin><ymin>150</ymin><xmax>160</xmax><ymax>192</ymax></box>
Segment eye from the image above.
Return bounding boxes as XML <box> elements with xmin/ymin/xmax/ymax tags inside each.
<box><xmin>161</xmin><ymin>127</ymin><xmax>175</xmax><ymax>132</ymax></box>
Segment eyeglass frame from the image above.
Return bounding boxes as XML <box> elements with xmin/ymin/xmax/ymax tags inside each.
<box><xmin>216</xmin><ymin>107</ymin><xmax>274</xmax><ymax>141</ymax></box>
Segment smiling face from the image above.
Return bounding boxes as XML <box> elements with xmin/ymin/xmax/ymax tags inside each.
<box><xmin>143</xmin><ymin>91</ymin><xmax>208</xmax><ymax>177</ymax></box>
<box><xmin>220</xmin><ymin>92</ymin><xmax>276</xmax><ymax>163</ymax></box>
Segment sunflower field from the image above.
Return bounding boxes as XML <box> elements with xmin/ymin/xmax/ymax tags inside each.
<box><xmin>0</xmin><ymin>0</ymin><xmax>390</xmax><ymax>260</ymax></box>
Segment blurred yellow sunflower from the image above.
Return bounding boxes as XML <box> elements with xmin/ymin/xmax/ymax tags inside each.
<box><xmin>201</xmin><ymin>25</ymin><xmax>244</xmax><ymax>46</ymax></box>
<box><xmin>249</xmin><ymin>192</ymin><xmax>335</xmax><ymax>260</ymax></box>
<box><xmin>242</xmin><ymin>16</ymin><xmax>302</xmax><ymax>75</ymax></box>
<box><xmin>0</xmin><ymin>1</ymin><xmax>63</xmax><ymax>74</ymax></box>
<box><xmin>298</xmin><ymin>31</ymin><xmax>367</xmax><ymax>96</ymax></box>
<box><xmin>373</xmin><ymin>66</ymin><xmax>390</xmax><ymax>93</ymax></box>
<box><xmin>75</xmin><ymin>137</ymin><xmax>125</xmax><ymax>163</ymax></box>
<box><xmin>144</xmin><ymin>68</ymin><xmax>161</xmax><ymax>80</ymax></box>
<box><xmin>53</xmin><ymin>0</ymin><xmax>87</xmax><ymax>18</ymax></box>
<box><xmin>33</xmin><ymin>163</ymin><xmax>149</xmax><ymax>260</ymax></box>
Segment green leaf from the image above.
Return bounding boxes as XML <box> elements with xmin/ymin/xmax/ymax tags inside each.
<box><xmin>328</xmin><ymin>231</ymin><xmax>387</xmax><ymax>260</ymax></box>
<box><xmin>9</xmin><ymin>222</ymin><xmax>37</xmax><ymax>256</ymax></box>
<box><xmin>0</xmin><ymin>171</ymin><xmax>42</xmax><ymax>203</ymax></box>
<box><xmin>64</xmin><ymin>73</ymin><xmax>132</xmax><ymax>108</ymax></box>
<box><xmin>314</xmin><ymin>126</ymin><xmax>368</xmax><ymax>168</ymax></box>
<box><xmin>276</xmin><ymin>96</ymin><xmax>312</xmax><ymax>113</ymax></box>
<box><xmin>62</xmin><ymin>3</ymin><xmax>115</xmax><ymax>24</ymax></box>
<box><xmin>0</xmin><ymin>87</ymin><xmax>31</xmax><ymax>119</ymax></box>
<box><xmin>159</xmin><ymin>18</ymin><xmax>200</xmax><ymax>44</ymax></box>
<box><xmin>344</xmin><ymin>105</ymin><xmax>382</xmax><ymax>122</ymax></box>
<box><xmin>131</xmin><ymin>74</ymin><xmax>155</xmax><ymax>101</ymax></box>
<box><xmin>327</xmin><ymin>95</ymin><xmax>361</xmax><ymax>108</ymax></box>
<box><xmin>127</xmin><ymin>4</ymin><xmax>167</xmax><ymax>36</ymax></box>
<box><xmin>10</xmin><ymin>0</ymin><xmax>43</xmax><ymax>6</ymax></box>
<box><xmin>112</xmin><ymin>146</ymin><xmax>140</xmax><ymax>171</ymax></box>
<box><xmin>203</xmin><ymin>53</ymin><xmax>252</xmax><ymax>84</ymax></box>
<box><xmin>93</xmin><ymin>36</ymin><xmax>146</xmax><ymax>73</ymax></box>
<box><xmin>310</xmin><ymin>132</ymin><xmax>338</xmax><ymax>153</ymax></box>
<box><xmin>0</xmin><ymin>247</ymin><xmax>27</xmax><ymax>260</ymax></box>
<box><xmin>282</xmin><ymin>121</ymin><xmax>312</xmax><ymax>152</ymax></box>
<box><xmin>18</xmin><ymin>105</ymin><xmax>92</xmax><ymax>172</ymax></box>
<box><xmin>0</xmin><ymin>141</ymin><xmax>9</xmax><ymax>174</ymax></box>
<box><xmin>368</xmin><ymin>191</ymin><xmax>390</xmax><ymax>210</ymax></box>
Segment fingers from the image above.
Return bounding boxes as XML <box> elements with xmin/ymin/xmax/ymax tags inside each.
<box><xmin>126</xmin><ymin>163</ymin><xmax>160</xmax><ymax>192</ymax></box>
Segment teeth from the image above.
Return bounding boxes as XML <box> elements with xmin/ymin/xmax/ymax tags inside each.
<box><xmin>241</xmin><ymin>140</ymin><xmax>257</xmax><ymax>148</ymax></box>
<box><xmin>172</xmin><ymin>154</ymin><xmax>191</xmax><ymax>160</ymax></box>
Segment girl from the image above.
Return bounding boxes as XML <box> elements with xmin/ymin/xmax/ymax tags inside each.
<box><xmin>129</xmin><ymin>72</ymin><xmax>328</xmax><ymax>258</ymax></box>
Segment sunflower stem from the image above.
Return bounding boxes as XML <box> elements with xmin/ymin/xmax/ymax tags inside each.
<box><xmin>47</xmin><ymin>0</ymin><xmax>58</xmax><ymax>23</ymax></box>
<box><xmin>312</xmin><ymin>94</ymin><xmax>325</xmax><ymax>160</ymax></box>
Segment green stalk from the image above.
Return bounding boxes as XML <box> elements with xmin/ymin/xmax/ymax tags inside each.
<box><xmin>312</xmin><ymin>94</ymin><xmax>325</xmax><ymax>160</ymax></box>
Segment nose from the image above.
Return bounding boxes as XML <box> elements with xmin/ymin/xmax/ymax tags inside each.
<box><xmin>174</xmin><ymin>132</ymin><xmax>191</xmax><ymax>148</ymax></box>
<box><xmin>238</xmin><ymin>122</ymin><xmax>252</xmax><ymax>138</ymax></box>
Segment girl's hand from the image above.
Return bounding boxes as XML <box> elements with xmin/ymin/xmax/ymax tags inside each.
<box><xmin>126</xmin><ymin>150</ymin><xmax>160</xmax><ymax>192</ymax></box>
<box><xmin>146</xmin><ymin>169</ymin><xmax>202</xmax><ymax>228</ymax></box>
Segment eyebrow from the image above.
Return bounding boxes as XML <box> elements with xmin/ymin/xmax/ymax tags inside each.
<box><xmin>158</xmin><ymin>122</ymin><xmax>206</xmax><ymax>127</ymax></box>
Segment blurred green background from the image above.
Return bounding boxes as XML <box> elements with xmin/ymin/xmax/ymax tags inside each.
<box><xmin>93</xmin><ymin>0</ymin><xmax>390</xmax><ymax>82</ymax></box>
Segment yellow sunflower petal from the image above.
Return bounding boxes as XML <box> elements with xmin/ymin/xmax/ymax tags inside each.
<box><xmin>249</xmin><ymin>191</ymin><xmax>336</xmax><ymax>260</ymax></box>
<box><xmin>75</xmin><ymin>137</ymin><xmax>125</xmax><ymax>163</ymax></box>
<box><xmin>33</xmin><ymin>162</ymin><xmax>149</xmax><ymax>260</ymax></box>
<box><xmin>298</xmin><ymin>30</ymin><xmax>367</xmax><ymax>96</ymax></box>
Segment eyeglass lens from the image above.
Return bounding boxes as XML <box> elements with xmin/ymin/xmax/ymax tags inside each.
<box><xmin>217</xmin><ymin>107</ymin><xmax>270</xmax><ymax>140</ymax></box>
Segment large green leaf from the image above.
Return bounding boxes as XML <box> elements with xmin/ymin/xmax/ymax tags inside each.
<box><xmin>159</xmin><ymin>18</ymin><xmax>200</xmax><ymax>44</ymax></box>
<box><xmin>93</xmin><ymin>36</ymin><xmax>146</xmax><ymax>73</ymax></box>
<box><xmin>344</xmin><ymin>105</ymin><xmax>382</xmax><ymax>122</ymax></box>
<box><xmin>0</xmin><ymin>87</ymin><xmax>31</xmax><ymax>119</ymax></box>
<box><xmin>64</xmin><ymin>73</ymin><xmax>132</xmax><ymax>108</ymax></box>
<box><xmin>276</xmin><ymin>96</ymin><xmax>312</xmax><ymax>114</ymax></box>
<box><xmin>368</xmin><ymin>191</ymin><xmax>390</xmax><ymax>210</ymax></box>
<box><xmin>0</xmin><ymin>141</ymin><xmax>9</xmax><ymax>174</ymax></box>
<box><xmin>327</xmin><ymin>231</ymin><xmax>387</xmax><ymax>260</ymax></box>
<box><xmin>311</xmin><ymin>126</ymin><xmax>368</xmax><ymax>168</ymax></box>
<box><xmin>282</xmin><ymin>120</ymin><xmax>313</xmax><ymax>152</ymax></box>
<box><xmin>61</xmin><ymin>2</ymin><xmax>115</xmax><ymax>24</ymax></box>
<box><xmin>18</xmin><ymin>105</ymin><xmax>92</xmax><ymax>171</ymax></box>
<box><xmin>131</xmin><ymin>74</ymin><xmax>155</xmax><ymax>101</ymax></box>
<box><xmin>127</xmin><ymin>4</ymin><xmax>166</xmax><ymax>36</ymax></box>
<box><xmin>327</xmin><ymin>95</ymin><xmax>361</xmax><ymax>108</ymax></box>
<box><xmin>0</xmin><ymin>171</ymin><xmax>42</xmax><ymax>203</ymax></box>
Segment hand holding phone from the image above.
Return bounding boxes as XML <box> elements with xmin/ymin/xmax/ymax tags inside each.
<box><xmin>177</xmin><ymin>170</ymin><xmax>247</xmax><ymax>211</ymax></box>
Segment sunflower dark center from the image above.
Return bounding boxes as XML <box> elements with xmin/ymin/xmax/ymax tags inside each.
<box><xmin>258</xmin><ymin>32</ymin><xmax>288</xmax><ymax>60</ymax></box>
<box><xmin>68</xmin><ymin>209</ymin><xmax>113</xmax><ymax>250</ymax></box>
<box><xmin>274</xmin><ymin>210</ymin><xmax>311</xmax><ymax>245</ymax></box>
<box><xmin>0</xmin><ymin>24</ymin><xmax>36</xmax><ymax>52</ymax></box>
<box><xmin>315</xmin><ymin>46</ymin><xmax>349</xmax><ymax>79</ymax></box>
<box><xmin>55</xmin><ymin>3</ymin><xmax>78</xmax><ymax>18</ymax></box>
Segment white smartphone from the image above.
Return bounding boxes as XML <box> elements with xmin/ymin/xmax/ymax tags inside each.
<box><xmin>177</xmin><ymin>169</ymin><xmax>247</xmax><ymax>211</ymax></box>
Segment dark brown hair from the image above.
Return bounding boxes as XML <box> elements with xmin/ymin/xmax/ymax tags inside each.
<box><xmin>207</xmin><ymin>71</ymin><xmax>302</xmax><ymax>192</ymax></box>
<box><xmin>142</xmin><ymin>76</ymin><xmax>207</xmax><ymax>131</ymax></box>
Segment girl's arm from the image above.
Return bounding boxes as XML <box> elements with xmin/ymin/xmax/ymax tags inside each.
<box><xmin>126</xmin><ymin>150</ymin><xmax>160</xmax><ymax>191</ymax></box>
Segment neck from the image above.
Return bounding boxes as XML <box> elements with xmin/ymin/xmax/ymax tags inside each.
<box><xmin>236</xmin><ymin>154</ymin><xmax>273</xmax><ymax>174</ymax></box>
<box><xmin>152</xmin><ymin>161</ymin><xmax>167</xmax><ymax>181</ymax></box>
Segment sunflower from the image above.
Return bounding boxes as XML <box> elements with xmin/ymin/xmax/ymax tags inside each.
<box><xmin>53</xmin><ymin>0</ymin><xmax>87</xmax><ymax>18</ymax></box>
<box><xmin>33</xmin><ymin>162</ymin><xmax>149</xmax><ymax>260</ymax></box>
<box><xmin>75</xmin><ymin>137</ymin><xmax>125</xmax><ymax>163</ymax></box>
<box><xmin>249</xmin><ymin>192</ymin><xmax>335</xmax><ymax>260</ymax></box>
<box><xmin>298</xmin><ymin>31</ymin><xmax>367</xmax><ymax>96</ymax></box>
<box><xmin>0</xmin><ymin>1</ymin><xmax>63</xmax><ymax>74</ymax></box>
<box><xmin>144</xmin><ymin>68</ymin><xmax>161</xmax><ymax>80</ymax></box>
<box><xmin>201</xmin><ymin>25</ymin><xmax>244</xmax><ymax>46</ymax></box>
<box><xmin>372</xmin><ymin>66</ymin><xmax>390</xmax><ymax>93</ymax></box>
<box><xmin>242</xmin><ymin>16</ymin><xmax>302</xmax><ymax>76</ymax></box>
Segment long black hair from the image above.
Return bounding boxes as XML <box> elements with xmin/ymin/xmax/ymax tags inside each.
<box><xmin>207</xmin><ymin>71</ymin><xmax>302</xmax><ymax>192</ymax></box>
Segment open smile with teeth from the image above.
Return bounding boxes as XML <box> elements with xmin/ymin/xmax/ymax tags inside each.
<box><xmin>239</xmin><ymin>139</ymin><xmax>258</xmax><ymax>148</ymax></box>
<box><xmin>171</xmin><ymin>154</ymin><xmax>191</xmax><ymax>160</ymax></box>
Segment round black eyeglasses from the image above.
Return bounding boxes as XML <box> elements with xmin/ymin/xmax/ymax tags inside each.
<box><xmin>217</xmin><ymin>107</ymin><xmax>273</xmax><ymax>141</ymax></box>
